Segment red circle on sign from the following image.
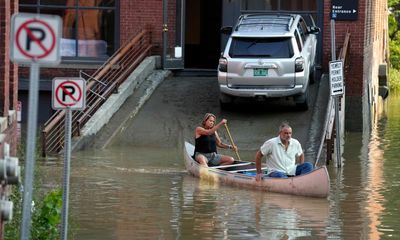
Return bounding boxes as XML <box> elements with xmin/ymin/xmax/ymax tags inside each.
<box><xmin>15</xmin><ymin>18</ymin><xmax>56</xmax><ymax>59</ymax></box>
<box><xmin>55</xmin><ymin>81</ymin><xmax>83</xmax><ymax>107</ymax></box>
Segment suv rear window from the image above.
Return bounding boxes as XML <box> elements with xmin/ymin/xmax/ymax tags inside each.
<box><xmin>228</xmin><ymin>37</ymin><xmax>294</xmax><ymax>58</ymax></box>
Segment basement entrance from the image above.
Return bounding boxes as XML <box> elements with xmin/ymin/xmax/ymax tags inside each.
<box><xmin>184</xmin><ymin>0</ymin><xmax>222</xmax><ymax>69</ymax></box>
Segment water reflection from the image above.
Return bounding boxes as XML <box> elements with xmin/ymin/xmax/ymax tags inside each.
<box><xmin>180</xmin><ymin>176</ymin><xmax>329</xmax><ymax>239</ymax></box>
<box><xmin>331</xmin><ymin>91</ymin><xmax>400</xmax><ymax>239</ymax></box>
<box><xmin>37</xmin><ymin>93</ymin><xmax>400</xmax><ymax>239</ymax></box>
<box><xmin>61</xmin><ymin>145</ymin><xmax>331</xmax><ymax>239</ymax></box>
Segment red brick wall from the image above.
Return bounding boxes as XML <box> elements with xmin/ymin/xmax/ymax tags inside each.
<box><xmin>0</xmin><ymin>0</ymin><xmax>11</xmax><ymax>116</ymax></box>
<box><xmin>0</xmin><ymin>0</ymin><xmax>19</xmax><ymax>150</ymax></box>
<box><xmin>12</xmin><ymin>0</ymin><xmax>19</xmax><ymax>155</ymax></box>
<box><xmin>0</xmin><ymin>0</ymin><xmax>19</xmax><ymax>237</ymax></box>
<box><xmin>119</xmin><ymin>0</ymin><xmax>176</xmax><ymax>55</ymax></box>
<box><xmin>322</xmin><ymin>0</ymin><xmax>366</xmax><ymax>98</ymax></box>
<box><xmin>19</xmin><ymin>67</ymin><xmax>97</xmax><ymax>81</ymax></box>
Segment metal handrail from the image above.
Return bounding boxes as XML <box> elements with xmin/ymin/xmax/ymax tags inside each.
<box><xmin>42</xmin><ymin>28</ymin><xmax>152</xmax><ymax>157</ymax></box>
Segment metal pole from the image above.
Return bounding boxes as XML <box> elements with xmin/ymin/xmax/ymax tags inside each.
<box><xmin>334</xmin><ymin>97</ymin><xmax>342</xmax><ymax>168</ymax></box>
<box><xmin>330</xmin><ymin>19</ymin><xmax>336</xmax><ymax>61</ymax></box>
<box><xmin>330</xmin><ymin>19</ymin><xmax>342</xmax><ymax>168</ymax></box>
<box><xmin>61</xmin><ymin>107</ymin><xmax>72</xmax><ymax>240</ymax></box>
<box><xmin>20</xmin><ymin>62</ymin><xmax>40</xmax><ymax>240</ymax></box>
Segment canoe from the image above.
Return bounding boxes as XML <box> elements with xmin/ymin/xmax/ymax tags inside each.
<box><xmin>183</xmin><ymin>141</ymin><xmax>330</xmax><ymax>198</ymax></box>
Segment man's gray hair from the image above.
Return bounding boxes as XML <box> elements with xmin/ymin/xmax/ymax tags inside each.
<box><xmin>279</xmin><ymin>121</ymin><xmax>291</xmax><ymax>132</ymax></box>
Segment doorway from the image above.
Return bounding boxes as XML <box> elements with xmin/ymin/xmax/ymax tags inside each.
<box><xmin>185</xmin><ymin>0</ymin><xmax>222</xmax><ymax>69</ymax></box>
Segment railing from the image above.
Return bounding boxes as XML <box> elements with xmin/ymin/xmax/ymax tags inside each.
<box><xmin>315</xmin><ymin>30</ymin><xmax>350</xmax><ymax>166</ymax></box>
<box><xmin>42</xmin><ymin>28</ymin><xmax>152</xmax><ymax>157</ymax></box>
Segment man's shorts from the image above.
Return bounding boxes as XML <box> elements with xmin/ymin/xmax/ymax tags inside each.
<box><xmin>195</xmin><ymin>152</ymin><xmax>222</xmax><ymax>166</ymax></box>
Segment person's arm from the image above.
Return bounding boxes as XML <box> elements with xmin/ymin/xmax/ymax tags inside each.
<box><xmin>295</xmin><ymin>141</ymin><xmax>304</xmax><ymax>164</ymax></box>
<box><xmin>296</xmin><ymin>152</ymin><xmax>304</xmax><ymax>164</ymax></box>
<box><xmin>255</xmin><ymin>150</ymin><xmax>264</xmax><ymax>181</ymax></box>
<box><xmin>195</xmin><ymin>119</ymin><xmax>227</xmax><ymax>137</ymax></box>
<box><xmin>215</xmin><ymin>131</ymin><xmax>232</xmax><ymax>149</ymax></box>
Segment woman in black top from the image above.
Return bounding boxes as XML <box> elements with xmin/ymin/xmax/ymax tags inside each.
<box><xmin>194</xmin><ymin>113</ymin><xmax>237</xmax><ymax>166</ymax></box>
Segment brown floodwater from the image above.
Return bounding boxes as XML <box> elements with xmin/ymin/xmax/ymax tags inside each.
<box><xmin>40</xmin><ymin>85</ymin><xmax>400</xmax><ymax>239</ymax></box>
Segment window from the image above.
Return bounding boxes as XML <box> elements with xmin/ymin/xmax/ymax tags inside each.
<box><xmin>19</xmin><ymin>0</ymin><xmax>117</xmax><ymax>59</ymax></box>
<box><xmin>295</xmin><ymin>31</ymin><xmax>302</xmax><ymax>52</ymax></box>
<box><xmin>229</xmin><ymin>37</ymin><xmax>294</xmax><ymax>58</ymax></box>
<box><xmin>241</xmin><ymin>0</ymin><xmax>316</xmax><ymax>11</ymax></box>
<box><xmin>241</xmin><ymin>0</ymin><xmax>279</xmax><ymax>10</ymax></box>
<box><xmin>297</xmin><ymin>20</ymin><xmax>307</xmax><ymax>42</ymax></box>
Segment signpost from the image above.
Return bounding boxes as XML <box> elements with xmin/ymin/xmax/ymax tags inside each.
<box><xmin>329</xmin><ymin>2</ymin><xmax>347</xmax><ymax>168</ymax></box>
<box><xmin>10</xmin><ymin>13</ymin><xmax>62</xmax><ymax>240</ymax></box>
<box><xmin>329</xmin><ymin>60</ymin><xmax>344</xmax><ymax>168</ymax></box>
<box><xmin>52</xmin><ymin>77</ymin><xmax>86</xmax><ymax>240</ymax></box>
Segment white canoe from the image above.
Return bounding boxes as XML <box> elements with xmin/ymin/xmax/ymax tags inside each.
<box><xmin>184</xmin><ymin>141</ymin><xmax>330</xmax><ymax>198</ymax></box>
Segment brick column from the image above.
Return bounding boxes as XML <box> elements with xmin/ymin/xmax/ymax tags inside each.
<box><xmin>10</xmin><ymin>0</ymin><xmax>19</xmax><ymax>113</ymax></box>
<box><xmin>0</xmin><ymin>0</ymin><xmax>11</xmax><ymax>117</ymax></box>
<box><xmin>0</xmin><ymin>0</ymin><xmax>18</xmax><ymax>238</ymax></box>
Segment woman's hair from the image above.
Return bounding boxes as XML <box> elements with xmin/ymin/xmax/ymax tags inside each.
<box><xmin>202</xmin><ymin>113</ymin><xmax>216</xmax><ymax>127</ymax></box>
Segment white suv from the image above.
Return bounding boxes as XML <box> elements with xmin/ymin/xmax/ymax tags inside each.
<box><xmin>218</xmin><ymin>13</ymin><xmax>320</xmax><ymax>110</ymax></box>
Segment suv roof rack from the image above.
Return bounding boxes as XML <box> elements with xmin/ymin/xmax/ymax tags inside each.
<box><xmin>235</xmin><ymin>13</ymin><xmax>296</xmax><ymax>32</ymax></box>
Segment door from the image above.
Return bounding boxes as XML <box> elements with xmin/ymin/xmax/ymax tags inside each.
<box><xmin>163</xmin><ymin>0</ymin><xmax>185</xmax><ymax>69</ymax></box>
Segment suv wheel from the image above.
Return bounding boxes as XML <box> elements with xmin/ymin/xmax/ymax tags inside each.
<box><xmin>219</xmin><ymin>92</ymin><xmax>233</xmax><ymax>109</ymax></box>
<box><xmin>295</xmin><ymin>88</ymin><xmax>310</xmax><ymax>111</ymax></box>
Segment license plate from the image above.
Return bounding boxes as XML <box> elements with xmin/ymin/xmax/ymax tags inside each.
<box><xmin>253</xmin><ymin>68</ymin><xmax>268</xmax><ymax>76</ymax></box>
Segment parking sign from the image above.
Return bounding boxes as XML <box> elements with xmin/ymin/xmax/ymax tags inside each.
<box><xmin>52</xmin><ymin>78</ymin><xmax>86</xmax><ymax>110</ymax></box>
<box><xmin>10</xmin><ymin>13</ymin><xmax>62</xmax><ymax>65</ymax></box>
<box><xmin>329</xmin><ymin>60</ymin><xmax>344</xmax><ymax>96</ymax></box>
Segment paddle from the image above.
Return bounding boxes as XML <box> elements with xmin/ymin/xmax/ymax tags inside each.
<box><xmin>224</xmin><ymin>123</ymin><xmax>241</xmax><ymax>160</ymax></box>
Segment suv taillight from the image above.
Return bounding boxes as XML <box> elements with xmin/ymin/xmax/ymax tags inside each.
<box><xmin>295</xmin><ymin>57</ymin><xmax>304</xmax><ymax>72</ymax></box>
<box><xmin>218</xmin><ymin>58</ymin><xmax>227</xmax><ymax>72</ymax></box>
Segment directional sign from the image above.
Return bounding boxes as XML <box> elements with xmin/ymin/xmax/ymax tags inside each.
<box><xmin>331</xmin><ymin>0</ymin><xmax>358</xmax><ymax>21</ymax></box>
<box><xmin>10</xmin><ymin>13</ymin><xmax>62</xmax><ymax>65</ymax></box>
<box><xmin>329</xmin><ymin>60</ymin><xmax>344</xmax><ymax>96</ymax></box>
<box><xmin>52</xmin><ymin>78</ymin><xmax>86</xmax><ymax>110</ymax></box>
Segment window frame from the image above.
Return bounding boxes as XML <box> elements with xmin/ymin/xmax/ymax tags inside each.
<box><xmin>19</xmin><ymin>0</ymin><xmax>119</xmax><ymax>63</ymax></box>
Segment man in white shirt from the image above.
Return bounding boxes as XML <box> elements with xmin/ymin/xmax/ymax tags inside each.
<box><xmin>255</xmin><ymin>122</ymin><xmax>313</xmax><ymax>181</ymax></box>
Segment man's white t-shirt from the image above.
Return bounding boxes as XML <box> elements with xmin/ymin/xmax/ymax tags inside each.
<box><xmin>260</xmin><ymin>136</ymin><xmax>303</xmax><ymax>176</ymax></box>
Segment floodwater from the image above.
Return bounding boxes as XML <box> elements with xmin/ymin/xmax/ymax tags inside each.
<box><xmin>41</xmin><ymin>88</ymin><xmax>400</xmax><ymax>239</ymax></box>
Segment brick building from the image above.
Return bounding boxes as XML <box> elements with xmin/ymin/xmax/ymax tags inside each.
<box><xmin>0</xmin><ymin>0</ymin><xmax>389</xmax><ymax>235</ymax></box>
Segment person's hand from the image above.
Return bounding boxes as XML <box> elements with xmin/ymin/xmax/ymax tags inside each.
<box><xmin>221</xmin><ymin>119</ymin><xmax>227</xmax><ymax>125</ymax></box>
<box><xmin>231</xmin><ymin>144</ymin><xmax>238</xmax><ymax>152</ymax></box>
<box><xmin>255</xmin><ymin>173</ymin><xmax>263</xmax><ymax>182</ymax></box>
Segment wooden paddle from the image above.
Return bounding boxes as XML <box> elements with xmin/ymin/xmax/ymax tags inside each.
<box><xmin>224</xmin><ymin>123</ymin><xmax>241</xmax><ymax>160</ymax></box>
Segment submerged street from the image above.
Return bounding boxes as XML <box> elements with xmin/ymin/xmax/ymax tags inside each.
<box><xmin>41</xmin><ymin>76</ymin><xmax>400</xmax><ymax>239</ymax></box>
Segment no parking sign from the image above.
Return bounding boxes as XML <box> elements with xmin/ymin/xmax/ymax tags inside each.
<box><xmin>10</xmin><ymin>13</ymin><xmax>62</xmax><ymax>65</ymax></box>
<box><xmin>52</xmin><ymin>78</ymin><xmax>86</xmax><ymax>110</ymax></box>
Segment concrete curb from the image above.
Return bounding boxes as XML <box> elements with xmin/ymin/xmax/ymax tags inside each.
<box><xmin>71</xmin><ymin>56</ymin><xmax>169</xmax><ymax>151</ymax></box>
<box><xmin>304</xmin><ymin>74</ymin><xmax>330</xmax><ymax>166</ymax></box>
<box><xmin>100</xmin><ymin>69</ymin><xmax>170</xmax><ymax>148</ymax></box>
